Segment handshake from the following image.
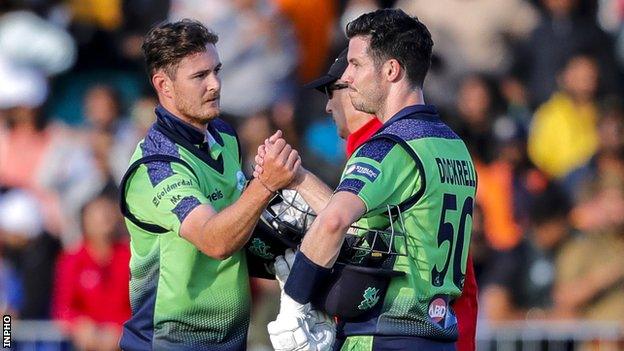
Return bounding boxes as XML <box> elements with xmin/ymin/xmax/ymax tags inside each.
<box><xmin>268</xmin><ymin>249</ymin><xmax>336</xmax><ymax>351</ymax></box>
<box><xmin>253</xmin><ymin>130</ymin><xmax>304</xmax><ymax>194</ymax></box>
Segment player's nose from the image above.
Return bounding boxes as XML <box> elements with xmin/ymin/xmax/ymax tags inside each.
<box><xmin>207</xmin><ymin>74</ymin><xmax>221</xmax><ymax>93</ymax></box>
<box><xmin>342</xmin><ymin>65</ymin><xmax>354</xmax><ymax>84</ymax></box>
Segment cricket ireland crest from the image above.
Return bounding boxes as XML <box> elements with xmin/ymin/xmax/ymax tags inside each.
<box><xmin>358</xmin><ymin>286</ymin><xmax>381</xmax><ymax>310</ymax></box>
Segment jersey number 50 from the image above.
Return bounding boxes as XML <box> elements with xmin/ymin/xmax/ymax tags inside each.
<box><xmin>431</xmin><ymin>193</ymin><xmax>474</xmax><ymax>289</ymax></box>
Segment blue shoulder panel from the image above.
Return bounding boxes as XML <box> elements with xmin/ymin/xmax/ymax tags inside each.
<box><xmin>354</xmin><ymin>138</ymin><xmax>396</xmax><ymax>163</ymax></box>
<box><xmin>140</xmin><ymin>126</ymin><xmax>181</xmax><ymax>187</ymax></box>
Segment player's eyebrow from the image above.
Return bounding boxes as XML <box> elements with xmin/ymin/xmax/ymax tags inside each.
<box><xmin>190</xmin><ymin>62</ymin><xmax>222</xmax><ymax>78</ymax></box>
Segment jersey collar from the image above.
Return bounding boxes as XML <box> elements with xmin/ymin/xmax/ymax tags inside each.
<box><xmin>376</xmin><ymin>104</ymin><xmax>438</xmax><ymax>135</ymax></box>
<box><xmin>154</xmin><ymin>104</ymin><xmax>225</xmax><ymax>173</ymax></box>
<box><xmin>386</xmin><ymin>104</ymin><xmax>438</xmax><ymax>124</ymax></box>
<box><xmin>155</xmin><ymin>105</ymin><xmax>206</xmax><ymax>144</ymax></box>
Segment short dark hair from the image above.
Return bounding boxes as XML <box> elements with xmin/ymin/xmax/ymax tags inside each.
<box><xmin>346</xmin><ymin>9</ymin><xmax>433</xmax><ymax>88</ymax></box>
<box><xmin>142</xmin><ymin>19</ymin><xmax>218</xmax><ymax>78</ymax></box>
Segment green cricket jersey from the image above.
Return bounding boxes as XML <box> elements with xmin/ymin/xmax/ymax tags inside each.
<box><xmin>335</xmin><ymin>105</ymin><xmax>477</xmax><ymax>341</ymax></box>
<box><xmin>119</xmin><ymin>106</ymin><xmax>250</xmax><ymax>351</ymax></box>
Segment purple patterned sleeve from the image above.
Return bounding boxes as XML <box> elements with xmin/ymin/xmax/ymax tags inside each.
<box><xmin>172</xmin><ymin>196</ymin><xmax>202</xmax><ymax>223</ymax></box>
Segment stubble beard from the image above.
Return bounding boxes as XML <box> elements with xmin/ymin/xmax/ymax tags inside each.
<box><xmin>350</xmin><ymin>88</ymin><xmax>382</xmax><ymax>115</ymax></box>
<box><xmin>175</xmin><ymin>94</ymin><xmax>220</xmax><ymax>126</ymax></box>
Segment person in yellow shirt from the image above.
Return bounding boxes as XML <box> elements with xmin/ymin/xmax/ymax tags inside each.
<box><xmin>528</xmin><ymin>53</ymin><xmax>599</xmax><ymax>179</ymax></box>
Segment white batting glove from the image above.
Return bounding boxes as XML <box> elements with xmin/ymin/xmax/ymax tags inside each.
<box><xmin>269</xmin><ymin>250</ymin><xmax>336</xmax><ymax>351</ymax></box>
<box><xmin>268</xmin><ymin>314</ymin><xmax>316</xmax><ymax>351</ymax></box>
<box><xmin>268</xmin><ymin>311</ymin><xmax>335</xmax><ymax>351</ymax></box>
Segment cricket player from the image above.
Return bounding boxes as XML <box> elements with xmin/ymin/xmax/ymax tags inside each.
<box><xmin>312</xmin><ymin>47</ymin><xmax>477</xmax><ymax>351</ymax></box>
<box><xmin>118</xmin><ymin>19</ymin><xmax>300</xmax><ymax>350</ymax></box>
<box><xmin>264</xmin><ymin>9</ymin><xmax>477</xmax><ymax>351</ymax></box>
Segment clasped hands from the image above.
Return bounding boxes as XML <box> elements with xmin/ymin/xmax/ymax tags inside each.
<box><xmin>253</xmin><ymin>130</ymin><xmax>304</xmax><ymax>194</ymax></box>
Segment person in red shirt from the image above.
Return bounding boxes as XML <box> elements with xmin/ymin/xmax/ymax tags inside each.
<box><xmin>305</xmin><ymin>48</ymin><xmax>478</xmax><ymax>351</ymax></box>
<box><xmin>52</xmin><ymin>195</ymin><xmax>131</xmax><ymax>351</ymax></box>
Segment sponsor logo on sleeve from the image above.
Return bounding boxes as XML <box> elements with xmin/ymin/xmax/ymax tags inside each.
<box><xmin>152</xmin><ymin>178</ymin><xmax>194</xmax><ymax>207</ymax></box>
<box><xmin>345</xmin><ymin>162</ymin><xmax>381</xmax><ymax>182</ymax></box>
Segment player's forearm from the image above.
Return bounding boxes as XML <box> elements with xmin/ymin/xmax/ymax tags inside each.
<box><xmin>299</xmin><ymin>192</ymin><xmax>366</xmax><ymax>267</ymax></box>
<box><xmin>283</xmin><ymin>192</ymin><xmax>366</xmax><ymax>305</ymax></box>
<box><xmin>199</xmin><ymin>179</ymin><xmax>274</xmax><ymax>259</ymax></box>
<box><xmin>293</xmin><ymin>169</ymin><xmax>334</xmax><ymax>213</ymax></box>
<box><xmin>299</xmin><ymin>211</ymin><xmax>351</xmax><ymax>267</ymax></box>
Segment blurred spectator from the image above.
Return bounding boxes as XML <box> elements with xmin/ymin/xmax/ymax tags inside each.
<box><xmin>453</xmin><ymin>74</ymin><xmax>500</xmax><ymax>164</ymax></box>
<box><xmin>0</xmin><ymin>60</ymin><xmax>51</xmax><ymax>189</ymax></box>
<box><xmin>521</xmin><ymin>0</ymin><xmax>619</xmax><ymax>106</ymax></box>
<box><xmin>477</xmin><ymin>117</ymin><xmax>550</xmax><ymax>251</ymax></box>
<box><xmin>81</xmin><ymin>84</ymin><xmax>139</xmax><ymax>183</ymax></box>
<box><xmin>53</xmin><ymin>195</ymin><xmax>130</xmax><ymax>351</ymax></box>
<box><xmin>481</xmin><ymin>186</ymin><xmax>572</xmax><ymax>322</ymax></box>
<box><xmin>0</xmin><ymin>57</ymin><xmax>70</xmax><ymax>235</ymax></box>
<box><xmin>170</xmin><ymin>0</ymin><xmax>297</xmax><ymax>119</ymax></box>
<box><xmin>500</xmin><ymin>75</ymin><xmax>533</xmax><ymax>129</ymax></box>
<box><xmin>528</xmin><ymin>53</ymin><xmax>600</xmax><ymax>180</ymax></box>
<box><xmin>563</xmin><ymin>97</ymin><xmax>624</xmax><ymax>199</ymax></box>
<box><xmin>273</xmin><ymin>0</ymin><xmax>337</xmax><ymax>83</ymax></box>
<box><xmin>38</xmin><ymin>84</ymin><xmax>141</xmax><ymax>242</ymax></box>
<box><xmin>0</xmin><ymin>188</ymin><xmax>61</xmax><ymax>319</ymax></box>
<box><xmin>555</xmin><ymin>177</ymin><xmax>624</xmax><ymax>322</ymax></box>
<box><xmin>398</xmin><ymin>0</ymin><xmax>538</xmax><ymax>108</ymax></box>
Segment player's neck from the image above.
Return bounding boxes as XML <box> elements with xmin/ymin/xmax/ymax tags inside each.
<box><xmin>378</xmin><ymin>87</ymin><xmax>425</xmax><ymax>123</ymax></box>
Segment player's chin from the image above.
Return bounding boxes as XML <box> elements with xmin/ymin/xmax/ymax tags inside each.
<box><xmin>200</xmin><ymin>106</ymin><xmax>220</xmax><ymax>121</ymax></box>
<box><xmin>349</xmin><ymin>92</ymin><xmax>363</xmax><ymax>106</ymax></box>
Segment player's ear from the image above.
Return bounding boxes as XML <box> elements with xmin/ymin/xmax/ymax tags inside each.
<box><xmin>385</xmin><ymin>59</ymin><xmax>402</xmax><ymax>83</ymax></box>
<box><xmin>153</xmin><ymin>70</ymin><xmax>174</xmax><ymax>99</ymax></box>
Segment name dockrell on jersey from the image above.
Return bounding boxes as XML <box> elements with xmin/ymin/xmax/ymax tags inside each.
<box><xmin>435</xmin><ymin>157</ymin><xmax>477</xmax><ymax>188</ymax></box>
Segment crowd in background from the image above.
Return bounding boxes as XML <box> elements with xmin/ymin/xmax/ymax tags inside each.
<box><xmin>0</xmin><ymin>0</ymin><xmax>623</xmax><ymax>350</ymax></box>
